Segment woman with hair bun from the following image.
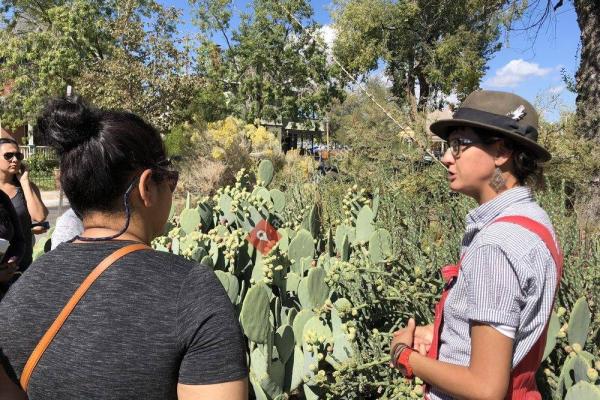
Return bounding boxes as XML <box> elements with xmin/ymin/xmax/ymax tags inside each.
<box><xmin>0</xmin><ymin>96</ymin><xmax>248</xmax><ymax>399</ymax></box>
<box><xmin>390</xmin><ymin>91</ymin><xmax>562</xmax><ymax>400</ymax></box>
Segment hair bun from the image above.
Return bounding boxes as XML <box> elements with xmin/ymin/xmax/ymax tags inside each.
<box><xmin>38</xmin><ymin>96</ymin><xmax>100</xmax><ymax>155</ymax></box>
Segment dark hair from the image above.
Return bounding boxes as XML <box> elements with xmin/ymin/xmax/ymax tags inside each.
<box><xmin>474</xmin><ymin>129</ymin><xmax>543</xmax><ymax>189</ymax></box>
<box><xmin>37</xmin><ymin>96</ymin><xmax>167</xmax><ymax>216</ymax></box>
<box><xmin>0</xmin><ymin>138</ymin><xmax>19</xmax><ymax>147</ymax></box>
<box><xmin>504</xmin><ymin>141</ymin><xmax>544</xmax><ymax>189</ymax></box>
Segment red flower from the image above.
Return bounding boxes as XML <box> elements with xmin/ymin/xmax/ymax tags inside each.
<box><xmin>246</xmin><ymin>219</ymin><xmax>281</xmax><ymax>255</ymax></box>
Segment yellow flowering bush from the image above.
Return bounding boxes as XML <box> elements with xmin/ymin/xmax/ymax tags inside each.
<box><xmin>172</xmin><ymin>116</ymin><xmax>282</xmax><ymax>198</ymax></box>
<box><xmin>201</xmin><ymin>116</ymin><xmax>245</xmax><ymax>149</ymax></box>
<box><xmin>189</xmin><ymin>116</ymin><xmax>279</xmax><ymax>158</ymax></box>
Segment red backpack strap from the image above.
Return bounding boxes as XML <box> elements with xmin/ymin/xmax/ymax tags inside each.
<box><xmin>493</xmin><ymin>215</ymin><xmax>562</xmax><ymax>278</ymax></box>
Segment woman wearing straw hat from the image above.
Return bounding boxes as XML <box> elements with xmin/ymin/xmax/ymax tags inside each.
<box><xmin>390</xmin><ymin>90</ymin><xmax>562</xmax><ymax>400</ymax></box>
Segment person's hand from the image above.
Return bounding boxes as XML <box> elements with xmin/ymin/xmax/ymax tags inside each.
<box><xmin>390</xmin><ymin>318</ymin><xmax>416</xmax><ymax>365</ymax></box>
<box><xmin>31</xmin><ymin>225</ymin><xmax>48</xmax><ymax>235</ymax></box>
<box><xmin>0</xmin><ymin>257</ymin><xmax>18</xmax><ymax>283</ymax></box>
<box><xmin>413</xmin><ymin>324</ymin><xmax>434</xmax><ymax>355</ymax></box>
<box><xmin>17</xmin><ymin>163</ymin><xmax>29</xmax><ymax>185</ymax></box>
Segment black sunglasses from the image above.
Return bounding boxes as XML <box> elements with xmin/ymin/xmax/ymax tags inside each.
<box><xmin>154</xmin><ymin>168</ymin><xmax>179</xmax><ymax>193</ymax></box>
<box><xmin>153</xmin><ymin>159</ymin><xmax>179</xmax><ymax>192</ymax></box>
<box><xmin>3</xmin><ymin>152</ymin><xmax>24</xmax><ymax>161</ymax></box>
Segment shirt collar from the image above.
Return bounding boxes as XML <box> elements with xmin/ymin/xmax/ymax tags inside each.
<box><xmin>465</xmin><ymin>186</ymin><xmax>533</xmax><ymax>228</ymax></box>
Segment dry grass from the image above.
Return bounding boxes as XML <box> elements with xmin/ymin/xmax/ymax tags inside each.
<box><xmin>176</xmin><ymin>148</ymin><xmax>252</xmax><ymax>201</ymax></box>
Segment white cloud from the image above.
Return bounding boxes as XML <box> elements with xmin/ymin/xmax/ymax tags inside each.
<box><xmin>486</xmin><ymin>59</ymin><xmax>554</xmax><ymax>88</ymax></box>
<box><xmin>548</xmin><ymin>84</ymin><xmax>565</xmax><ymax>95</ymax></box>
<box><xmin>319</xmin><ymin>25</ymin><xmax>337</xmax><ymax>50</ymax></box>
<box><xmin>444</xmin><ymin>91</ymin><xmax>459</xmax><ymax>105</ymax></box>
<box><xmin>373</xmin><ymin>69</ymin><xmax>393</xmax><ymax>88</ymax></box>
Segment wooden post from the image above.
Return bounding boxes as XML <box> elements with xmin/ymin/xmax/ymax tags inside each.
<box><xmin>280</xmin><ymin>119</ymin><xmax>286</xmax><ymax>153</ymax></box>
<box><xmin>58</xmin><ymin>85</ymin><xmax>72</xmax><ymax>216</ymax></box>
<box><xmin>326</xmin><ymin>118</ymin><xmax>330</xmax><ymax>151</ymax></box>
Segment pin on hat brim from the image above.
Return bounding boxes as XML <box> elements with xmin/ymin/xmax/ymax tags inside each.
<box><xmin>430</xmin><ymin>118</ymin><xmax>551</xmax><ymax>162</ymax></box>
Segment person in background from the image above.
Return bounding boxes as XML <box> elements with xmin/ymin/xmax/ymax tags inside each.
<box><xmin>0</xmin><ymin>138</ymin><xmax>49</xmax><ymax>273</ymax></box>
<box><xmin>390</xmin><ymin>91</ymin><xmax>561</xmax><ymax>400</ymax></box>
<box><xmin>0</xmin><ymin>96</ymin><xmax>248</xmax><ymax>400</ymax></box>
<box><xmin>0</xmin><ymin>190</ymin><xmax>25</xmax><ymax>300</ymax></box>
<box><xmin>50</xmin><ymin>208</ymin><xmax>83</xmax><ymax>250</ymax></box>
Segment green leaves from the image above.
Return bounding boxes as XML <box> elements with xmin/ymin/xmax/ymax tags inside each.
<box><xmin>0</xmin><ymin>0</ymin><xmax>200</xmax><ymax>131</ymax></box>
<box><xmin>332</xmin><ymin>0</ymin><xmax>502</xmax><ymax>109</ymax></box>
<box><xmin>189</xmin><ymin>0</ymin><xmax>342</xmax><ymax>122</ymax></box>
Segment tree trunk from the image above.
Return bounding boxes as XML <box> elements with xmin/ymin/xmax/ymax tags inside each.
<box><xmin>573</xmin><ymin>0</ymin><xmax>600</xmax><ymax>226</ymax></box>
<box><xmin>416</xmin><ymin>71</ymin><xmax>430</xmax><ymax>113</ymax></box>
<box><xmin>574</xmin><ymin>0</ymin><xmax>600</xmax><ymax>142</ymax></box>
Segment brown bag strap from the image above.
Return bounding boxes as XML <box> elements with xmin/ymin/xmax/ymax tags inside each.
<box><xmin>20</xmin><ymin>243</ymin><xmax>149</xmax><ymax>391</ymax></box>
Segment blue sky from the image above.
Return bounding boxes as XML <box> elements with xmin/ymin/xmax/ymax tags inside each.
<box><xmin>166</xmin><ymin>0</ymin><xmax>580</xmax><ymax>121</ymax></box>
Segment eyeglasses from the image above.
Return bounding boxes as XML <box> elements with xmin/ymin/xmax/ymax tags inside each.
<box><xmin>154</xmin><ymin>168</ymin><xmax>179</xmax><ymax>193</ymax></box>
<box><xmin>3</xmin><ymin>152</ymin><xmax>24</xmax><ymax>161</ymax></box>
<box><xmin>447</xmin><ymin>137</ymin><xmax>498</xmax><ymax>158</ymax></box>
<box><xmin>153</xmin><ymin>159</ymin><xmax>179</xmax><ymax>193</ymax></box>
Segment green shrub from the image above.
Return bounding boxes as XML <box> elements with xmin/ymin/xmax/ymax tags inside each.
<box><xmin>26</xmin><ymin>151</ymin><xmax>58</xmax><ymax>175</ymax></box>
<box><xmin>151</xmin><ymin>152</ymin><xmax>600</xmax><ymax>399</ymax></box>
<box><xmin>164</xmin><ymin>124</ymin><xmax>194</xmax><ymax>158</ymax></box>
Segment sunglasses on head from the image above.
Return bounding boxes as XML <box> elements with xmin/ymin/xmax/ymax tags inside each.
<box><xmin>155</xmin><ymin>169</ymin><xmax>179</xmax><ymax>193</ymax></box>
<box><xmin>3</xmin><ymin>152</ymin><xmax>24</xmax><ymax>161</ymax></box>
<box><xmin>153</xmin><ymin>159</ymin><xmax>179</xmax><ymax>193</ymax></box>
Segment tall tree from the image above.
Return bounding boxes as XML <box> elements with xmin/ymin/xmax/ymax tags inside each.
<box><xmin>0</xmin><ymin>0</ymin><xmax>109</xmax><ymax>128</ymax></box>
<box><xmin>0</xmin><ymin>0</ymin><xmax>200</xmax><ymax>131</ymax></box>
<box><xmin>504</xmin><ymin>0</ymin><xmax>599</xmax><ymax>141</ymax></box>
<box><xmin>332</xmin><ymin>0</ymin><xmax>504</xmax><ymax>113</ymax></box>
<box><xmin>74</xmin><ymin>1</ymin><xmax>201</xmax><ymax>131</ymax></box>
<box><xmin>572</xmin><ymin>0</ymin><xmax>599</xmax><ymax>141</ymax></box>
<box><xmin>190</xmin><ymin>0</ymin><xmax>343</xmax><ymax>123</ymax></box>
<box><xmin>501</xmin><ymin>0</ymin><xmax>599</xmax><ymax>222</ymax></box>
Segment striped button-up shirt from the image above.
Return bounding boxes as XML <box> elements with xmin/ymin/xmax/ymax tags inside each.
<box><xmin>429</xmin><ymin>187</ymin><xmax>559</xmax><ymax>400</ymax></box>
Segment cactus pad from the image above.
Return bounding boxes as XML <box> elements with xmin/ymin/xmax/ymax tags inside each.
<box><xmin>368</xmin><ymin>228</ymin><xmax>392</xmax><ymax>264</ymax></box>
<box><xmin>292</xmin><ymin>309</ymin><xmax>315</xmax><ymax>345</ymax></box>
<box><xmin>179</xmin><ymin>208</ymin><xmax>201</xmax><ymax>234</ymax></box>
<box><xmin>543</xmin><ymin>312</ymin><xmax>561</xmax><ymax>360</ymax></box>
<box><xmin>275</xmin><ymin>325</ymin><xmax>295</xmax><ymax>364</ymax></box>
<box><xmin>568</xmin><ymin>297</ymin><xmax>591</xmax><ymax>347</ymax></box>
<box><xmin>565</xmin><ymin>381</ymin><xmax>600</xmax><ymax>400</ymax></box>
<box><xmin>341</xmin><ymin>234</ymin><xmax>350</xmax><ymax>262</ymax></box>
<box><xmin>355</xmin><ymin>206</ymin><xmax>374</xmax><ymax>243</ymax></box>
<box><xmin>302</xmin><ymin>316</ymin><xmax>332</xmax><ymax>345</ymax></box>
<box><xmin>258</xmin><ymin>159</ymin><xmax>274</xmax><ymax>186</ymax></box>
<box><xmin>197</xmin><ymin>202</ymin><xmax>213</xmax><ymax>231</ymax></box>
<box><xmin>240</xmin><ymin>284</ymin><xmax>272</xmax><ymax>344</ymax></box>
<box><xmin>270</xmin><ymin>189</ymin><xmax>286</xmax><ymax>213</ymax></box>
<box><xmin>306</xmin><ymin>267</ymin><xmax>329</xmax><ymax>307</ymax></box>
<box><xmin>335</xmin><ymin>224</ymin><xmax>355</xmax><ymax>250</ymax></box>
<box><xmin>289</xmin><ymin>229</ymin><xmax>314</xmax><ymax>271</ymax></box>
<box><xmin>215</xmin><ymin>270</ymin><xmax>239</xmax><ymax>303</ymax></box>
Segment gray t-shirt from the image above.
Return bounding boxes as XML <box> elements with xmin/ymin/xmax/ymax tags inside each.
<box><xmin>0</xmin><ymin>241</ymin><xmax>248</xmax><ymax>399</ymax></box>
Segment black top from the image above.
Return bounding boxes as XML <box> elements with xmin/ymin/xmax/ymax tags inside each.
<box><xmin>0</xmin><ymin>189</ymin><xmax>26</xmax><ymax>298</ymax></box>
<box><xmin>9</xmin><ymin>185</ymin><xmax>33</xmax><ymax>271</ymax></box>
<box><xmin>0</xmin><ymin>189</ymin><xmax>25</xmax><ymax>265</ymax></box>
<box><xmin>0</xmin><ymin>241</ymin><xmax>248</xmax><ymax>400</ymax></box>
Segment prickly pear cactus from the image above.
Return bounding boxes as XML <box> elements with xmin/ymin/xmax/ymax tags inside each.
<box><xmin>541</xmin><ymin>298</ymin><xmax>600</xmax><ymax>399</ymax></box>
<box><xmin>257</xmin><ymin>159</ymin><xmax>274</xmax><ymax>187</ymax></box>
<box><xmin>568</xmin><ymin>297</ymin><xmax>592</xmax><ymax>348</ymax></box>
<box><xmin>151</xmin><ymin>162</ymin><xmax>429</xmax><ymax>399</ymax></box>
